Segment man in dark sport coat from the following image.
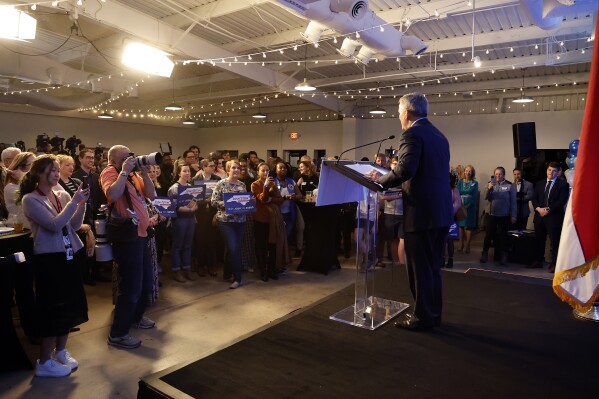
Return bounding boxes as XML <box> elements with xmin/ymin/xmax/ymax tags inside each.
<box><xmin>368</xmin><ymin>92</ymin><xmax>453</xmax><ymax>331</ymax></box>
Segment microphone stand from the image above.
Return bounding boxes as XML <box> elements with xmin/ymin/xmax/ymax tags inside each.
<box><xmin>337</xmin><ymin>135</ymin><xmax>395</xmax><ymax>164</ymax></box>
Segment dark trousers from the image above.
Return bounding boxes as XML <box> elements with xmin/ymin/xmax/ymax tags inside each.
<box><xmin>254</xmin><ymin>221</ymin><xmax>275</xmax><ymax>273</ymax></box>
<box><xmin>483</xmin><ymin>215</ymin><xmax>510</xmax><ymax>255</ymax></box>
<box><xmin>336</xmin><ymin>211</ymin><xmax>354</xmax><ymax>256</ymax></box>
<box><xmin>534</xmin><ymin>215</ymin><xmax>563</xmax><ymax>264</ymax></box>
<box><xmin>217</xmin><ymin>221</ymin><xmax>245</xmax><ymax>283</ymax></box>
<box><xmin>514</xmin><ymin>216</ymin><xmax>528</xmax><ymax>231</ymax></box>
<box><xmin>110</xmin><ymin>237</ymin><xmax>151</xmax><ymax>337</ymax></box>
<box><xmin>404</xmin><ymin>226</ymin><xmax>448</xmax><ymax>325</ymax></box>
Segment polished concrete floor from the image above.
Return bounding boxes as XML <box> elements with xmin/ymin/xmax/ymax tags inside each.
<box><xmin>1</xmin><ymin>232</ymin><xmax>554</xmax><ymax>399</ymax></box>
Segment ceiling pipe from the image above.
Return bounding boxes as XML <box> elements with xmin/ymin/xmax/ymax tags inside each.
<box><xmin>283</xmin><ymin>0</ymin><xmax>427</xmax><ymax>64</ymax></box>
<box><xmin>520</xmin><ymin>0</ymin><xmax>599</xmax><ymax>30</ymax></box>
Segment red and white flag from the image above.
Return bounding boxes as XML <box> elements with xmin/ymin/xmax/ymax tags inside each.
<box><xmin>553</xmin><ymin>20</ymin><xmax>599</xmax><ymax>311</ymax></box>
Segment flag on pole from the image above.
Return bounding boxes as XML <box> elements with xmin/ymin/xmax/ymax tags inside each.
<box><xmin>553</xmin><ymin>20</ymin><xmax>599</xmax><ymax>311</ymax></box>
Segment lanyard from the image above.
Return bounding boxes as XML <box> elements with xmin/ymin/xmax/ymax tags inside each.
<box><xmin>37</xmin><ymin>188</ymin><xmax>63</xmax><ymax>214</ymax></box>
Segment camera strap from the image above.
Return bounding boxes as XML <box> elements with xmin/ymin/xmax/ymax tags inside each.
<box><xmin>107</xmin><ymin>166</ymin><xmax>135</xmax><ymax>223</ymax></box>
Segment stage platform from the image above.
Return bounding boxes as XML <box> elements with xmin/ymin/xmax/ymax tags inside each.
<box><xmin>139</xmin><ymin>267</ymin><xmax>597</xmax><ymax>399</ymax></box>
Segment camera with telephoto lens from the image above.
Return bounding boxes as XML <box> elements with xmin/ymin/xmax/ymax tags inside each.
<box><xmin>128</xmin><ymin>152</ymin><xmax>163</xmax><ymax>170</ymax></box>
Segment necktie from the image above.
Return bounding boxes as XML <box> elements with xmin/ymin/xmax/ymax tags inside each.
<box><xmin>543</xmin><ymin>180</ymin><xmax>552</xmax><ymax>207</ymax></box>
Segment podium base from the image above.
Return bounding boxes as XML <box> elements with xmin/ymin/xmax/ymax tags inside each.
<box><xmin>330</xmin><ymin>296</ymin><xmax>409</xmax><ymax>330</ymax></box>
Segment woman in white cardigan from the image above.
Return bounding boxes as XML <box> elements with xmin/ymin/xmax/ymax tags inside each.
<box><xmin>19</xmin><ymin>155</ymin><xmax>89</xmax><ymax>378</ymax></box>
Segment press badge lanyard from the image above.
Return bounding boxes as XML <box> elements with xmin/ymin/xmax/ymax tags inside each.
<box><xmin>37</xmin><ymin>188</ymin><xmax>74</xmax><ymax>261</ymax></box>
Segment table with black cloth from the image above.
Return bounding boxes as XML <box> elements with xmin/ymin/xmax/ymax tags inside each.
<box><xmin>507</xmin><ymin>231</ymin><xmax>536</xmax><ymax>265</ymax></box>
<box><xmin>296</xmin><ymin>201</ymin><xmax>340</xmax><ymax>274</ymax></box>
<box><xmin>0</xmin><ymin>231</ymin><xmax>33</xmax><ymax>372</ymax></box>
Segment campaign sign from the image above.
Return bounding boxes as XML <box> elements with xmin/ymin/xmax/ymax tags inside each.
<box><xmin>178</xmin><ymin>185</ymin><xmax>205</xmax><ymax>207</ymax></box>
<box><xmin>152</xmin><ymin>197</ymin><xmax>176</xmax><ymax>217</ymax></box>
<box><xmin>224</xmin><ymin>192</ymin><xmax>256</xmax><ymax>214</ymax></box>
<box><xmin>448</xmin><ymin>222</ymin><xmax>459</xmax><ymax>240</ymax></box>
<box><xmin>197</xmin><ymin>180</ymin><xmax>219</xmax><ymax>199</ymax></box>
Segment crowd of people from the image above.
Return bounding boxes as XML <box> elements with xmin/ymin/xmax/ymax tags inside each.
<box><xmin>1</xmin><ymin>94</ymin><xmax>572</xmax><ymax>375</ymax></box>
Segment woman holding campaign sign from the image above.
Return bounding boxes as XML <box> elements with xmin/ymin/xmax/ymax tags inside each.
<box><xmin>168</xmin><ymin>160</ymin><xmax>198</xmax><ymax>283</ymax></box>
<box><xmin>211</xmin><ymin>159</ymin><xmax>249</xmax><ymax>289</ymax></box>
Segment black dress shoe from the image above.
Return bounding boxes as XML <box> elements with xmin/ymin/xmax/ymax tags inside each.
<box><xmin>527</xmin><ymin>261</ymin><xmax>543</xmax><ymax>269</ymax></box>
<box><xmin>394</xmin><ymin>315</ymin><xmax>434</xmax><ymax>331</ymax></box>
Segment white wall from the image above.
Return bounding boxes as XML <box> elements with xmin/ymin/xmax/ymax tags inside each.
<box><xmin>194</xmin><ymin>120</ymin><xmax>344</xmax><ymax>160</ymax></box>
<box><xmin>356</xmin><ymin>110</ymin><xmax>584</xmax><ymax>184</ymax></box>
<box><xmin>1</xmin><ymin>109</ymin><xmax>583</xmax><ymax>179</ymax></box>
<box><xmin>0</xmin><ymin>110</ymin><xmax>198</xmax><ymax>157</ymax></box>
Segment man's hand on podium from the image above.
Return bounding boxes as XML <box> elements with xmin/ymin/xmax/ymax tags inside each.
<box><xmin>364</xmin><ymin>169</ymin><xmax>382</xmax><ymax>182</ymax></box>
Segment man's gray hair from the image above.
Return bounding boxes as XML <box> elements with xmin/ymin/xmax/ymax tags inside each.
<box><xmin>399</xmin><ymin>92</ymin><xmax>428</xmax><ymax>117</ymax></box>
<box><xmin>107</xmin><ymin>145</ymin><xmax>129</xmax><ymax>163</ymax></box>
<box><xmin>1</xmin><ymin>147</ymin><xmax>21</xmax><ymax>162</ymax></box>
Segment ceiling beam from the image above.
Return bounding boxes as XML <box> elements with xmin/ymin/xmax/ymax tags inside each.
<box><xmin>226</xmin><ymin>0</ymin><xmax>517</xmax><ymax>52</ymax></box>
<box><xmin>309</xmin><ymin>51</ymin><xmax>593</xmax><ymax>88</ymax></box>
<box><xmin>161</xmin><ymin>0</ymin><xmax>271</xmax><ymax>28</ymax></box>
<box><xmin>68</xmin><ymin>0</ymin><xmax>342</xmax><ymax>111</ymax></box>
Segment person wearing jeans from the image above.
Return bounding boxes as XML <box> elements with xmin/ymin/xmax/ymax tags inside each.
<box><xmin>101</xmin><ymin>145</ymin><xmax>156</xmax><ymax>350</ymax></box>
<box><xmin>211</xmin><ymin>159</ymin><xmax>247</xmax><ymax>289</ymax></box>
<box><xmin>168</xmin><ymin>160</ymin><xmax>198</xmax><ymax>283</ymax></box>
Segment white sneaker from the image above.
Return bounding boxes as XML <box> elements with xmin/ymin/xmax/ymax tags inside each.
<box><xmin>53</xmin><ymin>349</ymin><xmax>78</xmax><ymax>370</ymax></box>
<box><xmin>35</xmin><ymin>358</ymin><xmax>72</xmax><ymax>377</ymax></box>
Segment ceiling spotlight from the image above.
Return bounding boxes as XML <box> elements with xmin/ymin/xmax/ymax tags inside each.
<box><xmin>98</xmin><ymin>111</ymin><xmax>113</xmax><ymax>119</ymax></box>
<box><xmin>369</xmin><ymin>105</ymin><xmax>386</xmax><ymax>115</ymax></box>
<box><xmin>473</xmin><ymin>56</ymin><xmax>481</xmax><ymax>68</ymax></box>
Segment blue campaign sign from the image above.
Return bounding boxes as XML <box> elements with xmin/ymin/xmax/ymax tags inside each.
<box><xmin>448</xmin><ymin>222</ymin><xmax>459</xmax><ymax>240</ymax></box>
<box><xmin>178</xmin><ymin>185</ymin><xmax>205</xmax><ymax>207</ymax></box>
<box><xmin>223</xmin><ymin>192</ymin><xmax>256</xmax><ymax>214</ymax></box>
<box><xmin>152</xmin><ymin>197</ymin><xmax>177</xmax><ymax>217</ymax></box>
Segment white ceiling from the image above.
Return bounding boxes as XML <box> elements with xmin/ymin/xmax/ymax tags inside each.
<box><xmin>0</xmin><ymin>0</ymin><xmax>596</xmax><ymax>126</ymax></box>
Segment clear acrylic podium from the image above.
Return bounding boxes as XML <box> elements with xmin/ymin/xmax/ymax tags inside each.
<box><xmin>317</xmin><ymin>160</ymin><xmax>409</xmax><ymax>330</ymax></box>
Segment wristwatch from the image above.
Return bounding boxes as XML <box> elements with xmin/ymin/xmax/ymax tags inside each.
<box><xmin>120</xmin><ymin>171</ymin><xmax>128</xmax><ymax>177</ymax></box>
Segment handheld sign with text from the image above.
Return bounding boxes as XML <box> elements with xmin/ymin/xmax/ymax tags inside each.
<box><xmin>178</xmin><ymin>185</ymin><xmax>205</xmax><ymax>207</ymax></box>
<box><xmin>223</xmin><ymin>192</ymin><xmax>256</xmax><ymax>214</ymax></box>
<box><xmin>193</xmin><ymin>180</ymin><xmax>219</xmax><ymax>200</ymax></box>
<box><xmin>152</xmin><ymin>197</ymin><xmax>176</xmax><ymax>217</ymax></box>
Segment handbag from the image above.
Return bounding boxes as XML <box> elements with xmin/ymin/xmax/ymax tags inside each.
<box><xmin>105</xmin><ymin>179</ymin><xmax>138</xmax><ymax>243</ymax></box>
<box><xmin>455</xmin><ymin>205</ymin><xmax>467</xmax><ymax>222</ymax></box>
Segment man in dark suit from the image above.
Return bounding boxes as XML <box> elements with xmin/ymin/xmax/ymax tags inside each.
<box><xmin>529</xmin><ymin>162</ymin><xmax>569</xmax><ymax>273</ymax></box>
<box><xmin>512</xmin><ymin>167</ymin><xmax>534</xmax><ymax>231</ymax></box>
<box><xmin>73</xmin><ymin>148</ymin><xmax>108</xmax><ymax>283</ymax></box>
<box><xmin>368</xmin><ymin>93</ymin><xmax>453</xmax><ymax>331</ymax></box>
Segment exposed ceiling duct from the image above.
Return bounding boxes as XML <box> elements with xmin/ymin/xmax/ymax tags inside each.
<box><xmin>520</xmin><ymin>0</ymin><xmax>599</xmax><ymax>30</ymax></box>
<box><xmin>278</xmin><ymin>0</ymin><xmax>427</xmax><ymax>64</ymax></box>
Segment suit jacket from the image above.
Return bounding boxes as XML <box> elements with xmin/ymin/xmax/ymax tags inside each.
<box><xmin>378</xmin><ymin>118</ymin><xmax>453</xmax><ymax>233</ymax></box>
<box><xmin>72</xmin><ymin>167</ymin><xmax>106</xmax><ymax>220</ymax></box>
<box><xmin>512</xmin><ymin>179</ymin><xmax>534</xmax><ymax>218</ymax></box>
<box><xmin>531</xmin><ymin>178</ymin><xmax>569</xmax><ymax>223</ymax></box>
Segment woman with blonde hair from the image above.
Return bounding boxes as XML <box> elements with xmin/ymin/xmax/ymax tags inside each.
<box><xmin>211</xmin><ymin>159</ymin><xmax>247</xmax><ymax>289</ymax></box>
<box><xmin>457</xmin><ymin>164</ymin><xmax>479</xmax><ymax>253</ymax></box>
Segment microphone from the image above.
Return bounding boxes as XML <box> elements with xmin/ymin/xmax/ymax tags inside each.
<box><xmin>337</xmin><ymin>135</ymin><xmax>395</xmax><ymax>164</ymax></box>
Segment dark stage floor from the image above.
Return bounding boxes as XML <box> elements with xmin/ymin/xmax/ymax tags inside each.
<box><xmin>139</xmin><ymin>267</ymin><xmax>598</xmax><ymax>399</ymax></box>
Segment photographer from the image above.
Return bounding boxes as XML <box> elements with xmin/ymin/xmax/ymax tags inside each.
<box><xmin>100</xmin><ymin>145</ymin><xmax>156</xmax><ymax>349</ymax></box>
